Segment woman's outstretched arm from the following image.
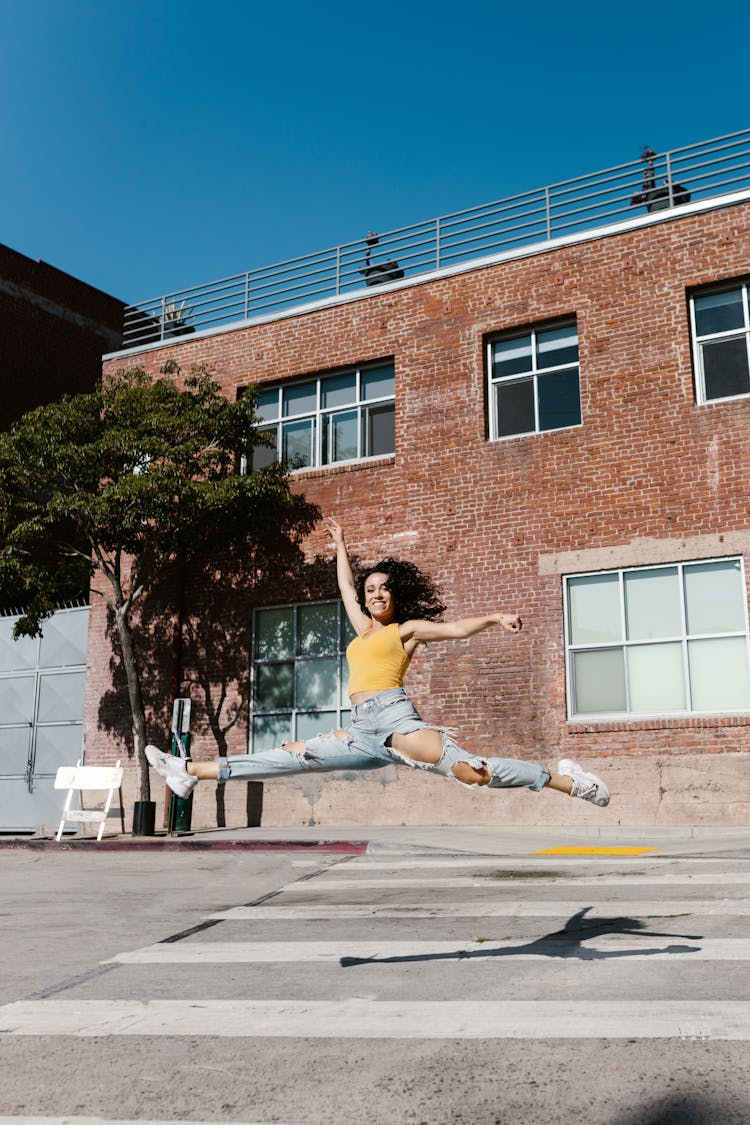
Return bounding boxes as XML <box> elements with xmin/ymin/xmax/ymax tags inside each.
<box><xmin>400</xmin><ymin>612</ymin><xmax>522</xmax><ymax>646</ymax></box>
<box><xmin>325</xmin><ymin>517</ymin><xmax>371</xmax><ymax>634</ymax></box>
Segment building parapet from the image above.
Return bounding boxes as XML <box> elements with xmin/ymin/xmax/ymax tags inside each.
<box><xmin>116</xmin><ymin>129</ymin><xmax>750</xmax><ymax>356</ymax></box>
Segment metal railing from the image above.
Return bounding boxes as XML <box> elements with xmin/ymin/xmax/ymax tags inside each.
<box><xmin>121</xmin><ymin>128</ymin><xmax>750</xmax><ymax>349</ymax></box>
<box><xmin>0</xmin><ymin>595</ymin><xmax>89</xmax><ymax>619</ymax></box>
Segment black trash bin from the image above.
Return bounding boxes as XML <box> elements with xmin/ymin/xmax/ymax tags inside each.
<box><xmin>132</xmin><ymin>800</ymin><xmax>156</xmax><ymax>836</ymax></box>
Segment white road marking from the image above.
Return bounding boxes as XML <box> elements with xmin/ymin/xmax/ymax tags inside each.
<box><xmin>106</xmin><ymin>935</ymin><xmax>742</xmax><ymax>964</ymax></box>
<box><xmin>286</xmin><ymin>873</ymin><xmax>750</xmax><ymax>889</ymax></box>
<box><xmin>348</xmin><ymin>856</ymin><xmax>749</xmax><ymax>868</ymax></box>
<box><xmin>0</xmin><ymin>1119</ymin><xmax>301</xmax><ymax>1125</ymax></box>
<box><xmin>208</xmin><ymin>899</ymin><xmax>750</xmax><ymax>919</ymax></box>
<box><xmin>2</xmin><ymin>999</ymin><xmax>750</xmax><ymax>1039</ymax></box>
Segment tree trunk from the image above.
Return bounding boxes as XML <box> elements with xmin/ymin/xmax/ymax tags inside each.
<box><xmin>115</xmin><ymin>605</ymin><xmax>150</xmax><ymax>802</ymax></box>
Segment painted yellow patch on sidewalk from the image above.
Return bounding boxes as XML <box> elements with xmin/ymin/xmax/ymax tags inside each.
<box><xmin>532</xmin><ymin>846</ymin><xmax>661</xmax><ymax>856</ymax></box>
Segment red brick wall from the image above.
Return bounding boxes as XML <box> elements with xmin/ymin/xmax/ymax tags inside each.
<box><xmin>93</xmin><ymin>200</ymin><xmax>750</xmax><ymax>779</ymax></box>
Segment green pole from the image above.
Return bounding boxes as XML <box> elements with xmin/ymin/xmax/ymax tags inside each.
<box><xmin>167</xmin><ymin>697</ymin><xmax>193</xmax><ymax>834</ymax></box>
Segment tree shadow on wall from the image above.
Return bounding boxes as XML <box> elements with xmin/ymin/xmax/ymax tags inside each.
<box><xmin>186</xmin><ymin>544</ymin><xmax>350</xmax><ymax>828</ymax></box>
<box><xmin>180</xmin><ymin>543</ymin><xmax>346</xmax><ymax>827</ymax></box>
<box><xmin>96</xmin><ymin>582</ymin><xmax>176</xmax><ymax>766</ymax></box>
<box><xmin>97</xmin><ymin>536</ymin><xmax>345</xmax><ymax>828</ymax></box>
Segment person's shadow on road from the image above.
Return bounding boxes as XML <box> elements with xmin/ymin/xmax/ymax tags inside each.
<box><xmin>339</xmin><ymin>907</ymin><xmax>703</xmax><ymax>966</ymax></box>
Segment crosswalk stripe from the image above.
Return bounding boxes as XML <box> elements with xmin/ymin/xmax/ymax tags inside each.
<box><xmin>2</xmin><ymin>999</ymin><xmax>749</xmax><ymax>1039</ymax></box>
<box><xmin>349</xmin><ymin>856</ymin><xmax>747</xmax><ymax>868</ymax></box>
<box><xmin>106</xmin><ymin>936</ymin><xmax>746</xmax><ymax>964</ymax></box>
<box><xmin>209</xmin><ymin>899</ymin><xmax>750</xmax><ymax>919</ymax></box>
<box><xmin>0</xmin><ymin>1119</ymin><xmax>300</xmax><ymax>1125</ymax></box>
<box><xmin>282</xmin><ymin>873</ymin><xmax>750</xmax><ymax>889</ymax></box>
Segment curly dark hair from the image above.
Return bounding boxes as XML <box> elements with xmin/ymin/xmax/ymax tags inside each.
<box><xmin>355</xmin><ymin>557</ymin><xmax>446</xmax><ymax>623</ymax></box>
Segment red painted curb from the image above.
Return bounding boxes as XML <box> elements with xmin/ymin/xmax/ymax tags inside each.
<box><xmin>0</xmin><ymin>837</ymin><xmax>368</xmax><ymax>853</ymax></box>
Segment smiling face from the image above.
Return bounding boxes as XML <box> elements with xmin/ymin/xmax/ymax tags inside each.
<box><xmin>363</xmin><ymin>571</ymin><xmax>395</xmax><ymax>624</ymax></box>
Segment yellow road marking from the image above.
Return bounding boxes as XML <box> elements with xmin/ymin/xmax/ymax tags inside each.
<box><xmin>532</xmin><ymin>846</ymin><xmax>661</xmax><ymax>856</ymax></box>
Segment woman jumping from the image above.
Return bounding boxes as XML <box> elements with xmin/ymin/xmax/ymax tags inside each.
<box><xmin>146</xmin><ymin>517</ymin><xmax>609</xmax><ymax>807</ymax></box>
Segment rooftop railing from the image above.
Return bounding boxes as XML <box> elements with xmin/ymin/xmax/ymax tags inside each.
<box><xmin>121</xmin><ymin>128</ymin><xmax>750</xmax><ymax>350</ymax></box>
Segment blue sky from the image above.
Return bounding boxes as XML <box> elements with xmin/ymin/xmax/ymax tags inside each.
<box><xmin>3</xmin><ymin>0</ymin><xmax>748</xmax><ymax>306</ymax></box>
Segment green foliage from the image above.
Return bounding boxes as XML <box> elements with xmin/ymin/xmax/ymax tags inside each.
<box><xmin>0</xmin><ymin>364</ymin><xmax>317</xmax><ymax>634</ymax></box>
<box><xmin>0</xmin><ymin>364</ymin><xmax>320</xmax><ymax>800</ymax></box>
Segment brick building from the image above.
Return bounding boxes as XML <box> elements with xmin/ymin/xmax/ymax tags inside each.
<box><xmin>95</xmin><ymin>139</ymin><xmax>750</xmax><ymax>830</ymax></box>
<box><xmin>0</xmin><ymin>243</ymin><xmax>124</xmax><ymax>427</ymax></box>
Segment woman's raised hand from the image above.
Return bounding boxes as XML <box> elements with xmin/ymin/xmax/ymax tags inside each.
<box><xmin>325</xmin><ymin>516</ymin><xmax>345</xmax><ymax>547</ymax></box>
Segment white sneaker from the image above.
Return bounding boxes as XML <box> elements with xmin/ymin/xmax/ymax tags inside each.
<box><xmin>145</xmin><ymin>744</ymin><xmax>197</xmax><ymax>799</ymax></box>
<box><xmin>557</xmin><ymin>758</ymin><xmax>610</xmax><ymax>807</ymax></box>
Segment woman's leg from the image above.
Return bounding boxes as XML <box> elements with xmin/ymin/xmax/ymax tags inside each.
<box><xmin>387</xmin><ymin>729</ymin><xmax>608</xmax><ymax>804</ymax></box>
<box><xmin>146</xmin><ymin>731</ymin><xmax>389</xmax><ymax>798</ymax></box>
<box><xmin>388</xmin><ymin>729</ymin><xmax>490</xmax><ymax>784</ymax></box>
<box><xmin>215</xmin><ymin>733</ymin><xmax>389</xmax><ymax>783</ymax></box>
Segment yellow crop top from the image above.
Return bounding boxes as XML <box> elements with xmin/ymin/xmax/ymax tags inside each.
<box><xmin>346</xmin><ymin>622</ymin><xmax>412</xmax><ymax>696</ymax></box>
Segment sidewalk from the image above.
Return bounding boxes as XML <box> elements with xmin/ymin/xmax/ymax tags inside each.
<box><xmin>2</xmin><ymin>823</ymin><xmax>749</xmax><ymax>857</ymax></box>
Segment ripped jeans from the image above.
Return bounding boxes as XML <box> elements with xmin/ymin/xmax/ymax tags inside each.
<box><xmin>217</xmin><ymin>688</ymin><xmax>549</xmax><ymax>791</ymax></box>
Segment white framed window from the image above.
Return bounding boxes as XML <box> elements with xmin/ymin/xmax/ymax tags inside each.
<box><xmin>249</xmin><ymin>362</ymin><xmax>395</xmax><ymax>471</ymax></box>
<box><xmin>251</xmin><ymin>601</ymin><xmax>355</xmax><ymax>751</ymax></box>
<box><xmin>691</xmin><ymin>282</ymin><xmax>750</xmax><ymax>404</ymax></box>
<box><xmin>564</xmin><ymin>557</ymin><xmax>750</xmax><ymax>720</ymax></box>
<box><xmin>487</xmin><ymin>320</ymin><xmax>581</xmax><ymax>440</ymax></box>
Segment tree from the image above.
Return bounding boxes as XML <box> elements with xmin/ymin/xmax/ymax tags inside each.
<box><xmin>0</xmin><ymin>364</ymin><xmax>320</xmax><ymax>802</ymax></box>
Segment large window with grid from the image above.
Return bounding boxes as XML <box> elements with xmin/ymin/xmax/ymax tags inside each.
<box><xmin>249</xmin><ymin>362</ymin><xmax>395</xmax><ymax>471</ymax></box>
<box><xmin>691</xmin><ymin>282</ymin><xmax>750</xmax><ymax>404</ymax></box>
<box><xmin>487</xmin><ymin>320</ymin><xmax>581</xmax><ymax>440</ymax></box>
<box><xmin>251</xmin><ymin>601</ymin><xmax>355</xmax><ymax>751</ymax></box>
<box><xmin>564</xmin><ymin>558</ymin><xmax>750</xmax><ymax>720</ymax></box>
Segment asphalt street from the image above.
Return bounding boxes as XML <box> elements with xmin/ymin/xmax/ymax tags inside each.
<box><xmin>1</xmin><ymin>829</ymin><xmax>749</xmax><ymax>1124</ymax></box>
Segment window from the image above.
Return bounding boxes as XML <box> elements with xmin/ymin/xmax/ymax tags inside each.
<box><xmin>249</xmin><ymin>362</ymin><xmax>395</xmax><ymax>471</ymax></box>
<box><xmin>564</xmin><ymin>558</ymin><xmax>750</xmax><ymax>719</ymax></box>
<box><xmin>691</xmin><ymin>282</ymin><xmax>750</xmax><ymax>403</ymax></box>
<box><xmin>487</xmin><ymin>320</ymin><xmax>581</xmax><ymax>440</ymax></box>
<box><xmin>251</xmin><ymin>601</ymin><xmax>355</xmax><ymax>750</ymax></box>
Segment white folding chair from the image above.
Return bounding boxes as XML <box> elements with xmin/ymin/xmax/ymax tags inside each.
<box><xmin>54</xmin><ymin>759</ymin><xmax>124</xmax><ymax>841</ymax></box>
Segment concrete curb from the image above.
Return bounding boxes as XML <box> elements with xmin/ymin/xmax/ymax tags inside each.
<box><xmin>0</xmin><ymin>836</ymin><xmax>368</xmax><ymax>853</ymax></box>
<box><xmin>2</xmin><ymin>825</ymin><xmax>749</xmax><ymax>857</ymax></box>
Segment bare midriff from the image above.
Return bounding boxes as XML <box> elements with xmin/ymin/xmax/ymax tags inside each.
<box><xmin>350</xmin><ymin>691</ymin><xmax>382</xmax><ymax>705</ymax></box>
